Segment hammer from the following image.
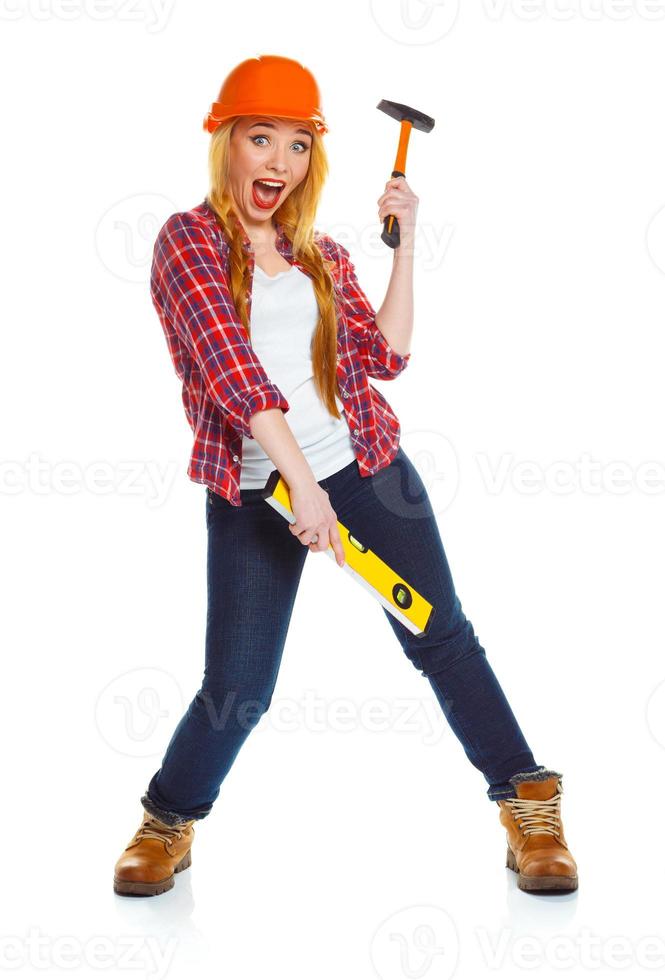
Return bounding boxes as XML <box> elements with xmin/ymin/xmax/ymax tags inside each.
<box><xmin>376</xmin><ymin>99</ymin><xmax>435</xmax><ymax>249</ymax></box>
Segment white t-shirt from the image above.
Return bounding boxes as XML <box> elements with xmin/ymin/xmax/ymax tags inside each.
<box><xmin>239</xmin><ymin>263</ymin><xmax>357</xmax><ymax>489</ymax></box>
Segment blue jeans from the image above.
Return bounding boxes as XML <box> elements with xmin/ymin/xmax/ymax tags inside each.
<box><xmin>142</xmin><ymin>446</ymin><xmax>543</xmax><ymax>825</ymax></box>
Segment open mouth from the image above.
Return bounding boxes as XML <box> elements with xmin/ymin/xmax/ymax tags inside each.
<box><xmin>252</xmin><ymin>179</ymin><xmax>286</xmax><ymax>209</ymax></box>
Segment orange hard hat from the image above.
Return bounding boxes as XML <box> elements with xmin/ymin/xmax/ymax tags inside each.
<box><xmin>203</xmin><ymin>54</ymin><xmax>328</xmax><ymax>136</ymax></box>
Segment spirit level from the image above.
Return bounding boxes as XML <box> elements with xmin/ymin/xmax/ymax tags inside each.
<box><xmin>261</xmin><ymin>470</ymin><xmax>434</xmax><ymax>637</ymax></box>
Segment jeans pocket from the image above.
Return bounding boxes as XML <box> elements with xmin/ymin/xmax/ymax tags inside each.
<box><xmin>207</xmin><ymin>486</ymin><xmax>230</xmax><ymax>507</ymax></box>
<box><xmin>206</xmin><ymin>486</ymin><xmax>234</xmax><ymax>522</ymax></box>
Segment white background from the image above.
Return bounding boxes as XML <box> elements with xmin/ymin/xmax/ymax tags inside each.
<box><xmin>2</xmin><ymin>1</ymin><xmax>665</xmax><ymax>978</ymax></box>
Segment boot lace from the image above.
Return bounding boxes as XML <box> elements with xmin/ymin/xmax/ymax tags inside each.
<box><xmin>133</xmin><ymin>815</ymin><xmax>187</xmax><ymax>847</ymax></box>
<box><xmin>507</xmin><ymin>791</ymin><xmax>562</xmax><ymax>839</ymax></box>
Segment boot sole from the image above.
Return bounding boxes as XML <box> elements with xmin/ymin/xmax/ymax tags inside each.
<box><xmin>506</xmin><ymin>846</ymin><xmax>578</xmax><ymax>893</ymax></box>
<box><xmin>113</xmin><ymin>848</ymin><xmax>192</xmax><ymax>897</ymax></box>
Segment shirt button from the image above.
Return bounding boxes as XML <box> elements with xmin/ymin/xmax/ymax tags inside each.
<box><xmin>232</xmin><ymin>455</ymin><xmax>239</xmax><ymax>462</ymax></box>
<box><xmin>353</xmin><ymin>428</ymin><xmax>360</xmax><ymax>436</ymax></box>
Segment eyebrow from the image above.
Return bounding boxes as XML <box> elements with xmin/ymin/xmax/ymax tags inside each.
<box><xmin>247</xmin><ymin>120</ymin><xmax>313</xmax><ymax>139</ymax></box>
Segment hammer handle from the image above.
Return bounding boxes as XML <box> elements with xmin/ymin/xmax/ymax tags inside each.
<box><xmin>382</xmin><ymin>119</ymin><xmax>412</xmax><ymax>249</ymax></box>
<box><xmin>381</xmin><ymin>169</ymin><xmax>405</xmax><ymax>248</ymax></box>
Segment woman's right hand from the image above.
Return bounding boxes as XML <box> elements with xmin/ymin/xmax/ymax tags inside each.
<box><xmin>288</xmin><ymin>480</ymin><xmax>346</xmax><ymax>567</ymax></box>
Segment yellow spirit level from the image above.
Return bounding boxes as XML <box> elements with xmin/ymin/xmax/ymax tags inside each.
<box><xmin>261</xmin><ymin>470</ymin><xmax>434</xmax><ymax>637</ymax></box>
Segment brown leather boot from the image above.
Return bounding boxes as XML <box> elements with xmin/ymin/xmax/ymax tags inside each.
<box><xmin>497</xmin><ymin>770</ymin><xmax>578</xmax><ymax>892</ymax></box>
<box><xmin>113</xmin><ymin>809</ymin><xmax>196</xmax><ymax>896</ymax></box>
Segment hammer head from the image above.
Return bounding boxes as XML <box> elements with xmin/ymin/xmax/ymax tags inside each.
<box><xmin>377</xmin><ymin>99</ymin><xmax>435</xmax><ymax>133</ymax></box>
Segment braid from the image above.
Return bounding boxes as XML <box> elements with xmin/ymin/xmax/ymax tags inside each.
<box><xmin>206</xmin><ymin>189</ymin><xmax>252</xmax><ymax>338</ymax></box>
<box><xmin>291</xmin><ymin>234</ymin><xmax>342</xmax><ymax>419</ymax></box>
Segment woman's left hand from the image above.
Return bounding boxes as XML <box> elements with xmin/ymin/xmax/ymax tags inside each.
<box><xmin>377</xmin><ymin>176</ymin><xmax>419</xmax><ymax>246</ymax></box>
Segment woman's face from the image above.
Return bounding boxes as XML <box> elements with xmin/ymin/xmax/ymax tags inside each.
<box><xmin>228</xmin><ymin>115</ymin><xmax>313</xmax><ymax>230</ymax></box>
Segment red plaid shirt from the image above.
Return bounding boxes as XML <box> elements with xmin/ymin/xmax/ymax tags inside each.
<box><xmin>150</xmin><ymin>198</ymin><xmax>411</xmax><ymax>506</ymax></box>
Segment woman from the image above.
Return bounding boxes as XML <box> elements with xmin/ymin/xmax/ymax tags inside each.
<box><xmin>113</xmin><ymin>55</ymin><xmax>578</xmax><ymax>897</ymax></box>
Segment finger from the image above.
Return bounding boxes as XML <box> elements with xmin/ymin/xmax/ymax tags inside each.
<box><xmin>329</xmin><ymin>523</ymin><xmax>346</xmax><ymax>567</ymax></box>
<box><xmin>291</xmin><ymin>523</ymin><xmax>317</xmax><ymax>546</ymax></box>
<box><xmin>307</xmin><ymin>528</ymin><xmax>327</xmax><ymax>554</ymax></box>
<box><xmin>381</xmin><ymin>193</ymin><xmax>408</xmax><ymax>207</ymax></box>
<box><xmin>380</xmin><ymin>200</ymin><xmax>414</xmax><ymax>214</ymax></box>
<box><xmin>289</xmin><ymin>521</ymin><xmax>307</xmax><ymax>537</ymax></box>
<box><xmin>377</xmin><ymin>199</ymin><xmax>401</xmax><ymax>213</ymax></box>
<box><xmin>379</xmin><ymin>195</ymin><xmax>407</xmax><ymax>208</ymax></box>
<box><xmin>378</xmin><ymin>201</ymin><xmax>407</xmax><ymax>217</ymax></box>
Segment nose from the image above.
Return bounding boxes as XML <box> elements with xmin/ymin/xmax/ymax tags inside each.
<box><xmin>268</xmin><ymin>158</ymin><xmax>288</xmax><ymax>175</ymax></box>
<box><xmin>266</xmin><ymin>143</ymin><xmax>289</xmax><ymax>174</ymax></box>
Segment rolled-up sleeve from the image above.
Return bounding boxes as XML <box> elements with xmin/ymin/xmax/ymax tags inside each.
<box><xmin>336</xmin><ymin>241</ymin><xmax>411</xmax><ymax>381</ymax></box>
<box><xmin>150</xmin><ymin>213</ymin><xmax>290</xmax><ymax>439</ymax></box>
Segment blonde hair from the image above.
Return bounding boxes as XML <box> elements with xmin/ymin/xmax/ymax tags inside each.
<box><xmin>206</xmin><ymin>117</ymin><xmax>342</xmax><ymax>420</ymax></box>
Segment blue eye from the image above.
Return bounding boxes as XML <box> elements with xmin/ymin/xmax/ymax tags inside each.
<box><xmin>250</xmin><ymin>135</ymin><xmax>310</xmax><ymax>152</ymax></box>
